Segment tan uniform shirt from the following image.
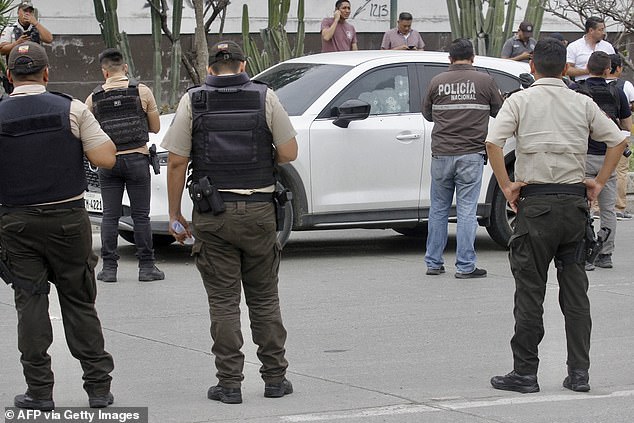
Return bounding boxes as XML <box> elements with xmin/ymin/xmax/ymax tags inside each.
<box><xmin>85</xmin><ymin>75</ymin><xmax>158</xmax><ymax>155</ymax></box>
<box><xmin>487</xmin><ymin>78</ymin><xmax>625</xmax><ymax>184</ymax></box>
<box><xmin>161</xmin><ymin>82</ymin><xmax>297</xmax><ymax>194</ymax></box>
<box><xmin>10</xmin><ymin>84</ymin><xmax>111</xmax><ymax>203</ymax></box>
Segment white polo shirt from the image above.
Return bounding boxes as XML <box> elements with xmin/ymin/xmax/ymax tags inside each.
<box><xmin>566</xmin><ymin>36</ymin><xmax>615</xmax><ymax>81</ymax></box>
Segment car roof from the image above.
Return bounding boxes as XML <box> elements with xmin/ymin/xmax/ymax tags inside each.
<box><xmin>279</xmin><ymin>50</ymin><xmax>530</xmax><ymax>74</ymax></box>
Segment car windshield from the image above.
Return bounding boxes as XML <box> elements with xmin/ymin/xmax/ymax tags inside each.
<box><xmin>255</xmin><ymin>63</ymin><xmax>352</xmax><ymax>116</ymax></box>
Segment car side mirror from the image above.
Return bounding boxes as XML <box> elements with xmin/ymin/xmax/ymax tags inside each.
<box><xmin>519</xmin><ymin>72</ymin><xmax>534</xmax><ymax>89</ymax></box>
<box><xmin>333</xmin><ymin>99</ymin><xmax>371</xmax><ymax>128</ymax></box>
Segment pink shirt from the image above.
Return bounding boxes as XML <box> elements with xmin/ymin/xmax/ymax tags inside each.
<box><xmin>321</xmin><ymin>17</ymin><xmax>357</xmax><ymax>52</ymax></box>
<box><xmin>381</xmin><ymin>28</ymin><xmax>425</xmax><ymax>50</ymax></box>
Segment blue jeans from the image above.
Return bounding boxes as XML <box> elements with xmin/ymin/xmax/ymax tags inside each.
<box><xmin>98</xmin><ymin>153</ymin><xmax>155</xmax><ymax>267</ymax></box>
<box><xmin>425</xmin><ymin>153</ymin><xmax>484</xmax><ymax>273</ymax></box>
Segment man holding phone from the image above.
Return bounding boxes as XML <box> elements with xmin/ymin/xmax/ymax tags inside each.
<box><xmin>321</xmin><ymin>0</ymin><xmax>358</xmax><ymax>52</ymax></box>
<box><xmin>0</xmin><ymin>1</ymin><xmax>52</xmax><ymax>54</ymax></box>
<box><xmin>381</xmin><ymin>12</ymin><xmax>425</xmax><ymax>51</ymax></box>
<box><xmin>501</xmin><ymin>21</ymin><xmax>537</xmax><ymax>63</ymax></box>
<box><xmin>0</xmin><ymin>1</ymin><xmax>52</xmax><ymax>94</ymax></box>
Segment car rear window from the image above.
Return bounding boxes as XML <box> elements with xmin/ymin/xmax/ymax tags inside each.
<box><xmin>255</xmin><ymin>63</ymin><xmax>352</xmax><ymax>116</ymax></box>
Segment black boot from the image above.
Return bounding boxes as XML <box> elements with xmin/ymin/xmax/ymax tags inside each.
<box><xmin>139</xmin><ymin>265</ymin><xmax>165</xmax><ymax>282</ymax></box>
<box><xmin>97</xmin><ymin>262</ymin><xmax>117</xmax><ymax>283</ymax></box>
<box><xmin>563</xmin><ymin>368</ymin><xmax>590</xmax><ymax>392</ymax></box>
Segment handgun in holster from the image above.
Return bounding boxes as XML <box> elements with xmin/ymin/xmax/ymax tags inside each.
<box><xmin>273</xmin><ymin>189</ymin><xmax>293</xmax><ymax>231</ymax></box>
<box><xmin>188</xmin><ymin>176</ymin><xmax>226</xmax><ymax>215</ymax></box>
<box><xmin>148</xmin><ymin>144</ymin><xmax>160</xmax><ymax>175</ymax></box>
<box><xmin>584</xmin><ymin>212</ymin><xmax>611</xmax><ymax>265</ymax></box>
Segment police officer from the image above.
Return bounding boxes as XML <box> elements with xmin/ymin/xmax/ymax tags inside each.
<box><xmin>85</xmin><ymin>48</ymin><xmax>164</xmax><ymax>282</ymax></box>
<box><xmin>0</xmin><ymin>42</ymin><xmax>117</xmax><ymax>410</ymax></box>
<box><xmin>423</xmin><ymin>38</ymin><xmax>503</xmax><ymax>278</ymax></box>
<box><xmin>0</xmin><ymin>1</ymin><xmax>53</xmax><ymax>93</ymax></box>
<box><xmin>162</xmin><ymin>41</ymin><xmax>298</xmax><ymax>404</ymax></box>
<box><xmin>486</xmin><ymin>38</ymin><xmax>627</xmax><ymax>394</ymax></box>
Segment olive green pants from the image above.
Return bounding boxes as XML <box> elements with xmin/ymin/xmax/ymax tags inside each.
<box><xmin>508</xmin><ymin>194</ymin><xmax>591</xmax><ymax>375</ymax></box>
<box><xmin>192</xmin><ymin>201</ymin><xmax>288</xmax><ymax>389</ymax></box>
<box><xmin>0</xmin><ymin>207</ymin><xmax>114</xmax><ymax>399</ymax></box>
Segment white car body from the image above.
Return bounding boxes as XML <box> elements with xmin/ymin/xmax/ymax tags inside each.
<box><xmin>86</xmin><ymin>51</ymin><xmax>529</xmax><ymax>247</ymax></box>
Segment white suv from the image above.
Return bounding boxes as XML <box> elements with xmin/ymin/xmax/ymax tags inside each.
<box><xmin>86</xmin><ymin>51</ymin><xmax>529</xmax><ymax>248</ymax></box>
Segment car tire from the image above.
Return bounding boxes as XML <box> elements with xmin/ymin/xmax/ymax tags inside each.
<box><xmin>118</xmin><ymin>230</ymin><xmax>175</xmax><ymax>248</ymax></box>
<box><xmin>276</xmin><ymin>181</ymin><xmax>294</xmax><ymax>248</ymax></box>
<box><xmin>486</xmin><ymin>168</ymin><xmax>516</xmax><ymax>249</ymax></box>
<box><xmin>393</xmin><ymin>225</ymin><xmax>428</xmax><ymax>238</ymax></box>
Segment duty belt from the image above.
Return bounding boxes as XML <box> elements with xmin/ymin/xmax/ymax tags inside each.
<box><xmin>520</xmin><ymin>183</ymin><xmax>586</xmax><ymax>197</ymax></box>
<box><xmin>0</xmin><ymin>198</ymin><xmax>85</xmax><ymax>214</ymax></box>
<box><xmin>219</xmin><ymin>192</ymin><xmax>273</xmax><ymax>202</ymax></box>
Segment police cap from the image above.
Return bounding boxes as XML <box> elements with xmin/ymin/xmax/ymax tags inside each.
<box><xmin>209</xmin><ymin>41</ymin><xmax>246</xmax><ymax>65</ymax></box>
<box><xmin>8</xmin><ymin>41</ymin><xmax>48</xmax><ymax>72</ymax></box>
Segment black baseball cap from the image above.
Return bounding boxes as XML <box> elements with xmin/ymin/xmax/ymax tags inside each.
<box><xmin>18</xmin><ymin>1</ymin><xmax>34</xmax><ymax>11</ymax></box>
<box><xmin>8</xmin><ymin>41</ymin><xmax>48</xmax><ymax>72</ymax></box>
<box><xmin>519</xmin><ymin>21</ymin><xmax>534</xmax><ymax>34</ymax></box>
<box><xmin>209</xmin><ymin>41</ymin><xmax>246</xmax><ymax>65</ymax></box>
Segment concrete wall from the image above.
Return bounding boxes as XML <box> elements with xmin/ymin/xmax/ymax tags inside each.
<box><xmin>10</xmin><ymin>0</ymin><xmax>632</xmax><ymax>105</ymax></box>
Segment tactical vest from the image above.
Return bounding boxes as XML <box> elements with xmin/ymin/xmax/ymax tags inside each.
<box><xmin>577</xmin><ymin>80</ymin><xmax>622</xmax><ymax>155</ymax></box>
<box><xmin>13</xmin><ymin>24</ymin><xmax>40</xmax><ymax>44</ymax></box>
<box><xmin>0</xmin><ymin>92</ymin><xmax>87</xmax><ymax>205</ymax></box>
<box><xmin>91</xmin><ymin>80</ymin><xmax>149</xmax><ymax>151</ymax></box>
<box><xmin>189</xmin><ymin>73</ymin><xmax>275</xmax><ymax>190</ymax></box>
<box><xmin>609</xmin><ymin>78</ymin><xmax>626</xmax><ymax>92</ymax></box>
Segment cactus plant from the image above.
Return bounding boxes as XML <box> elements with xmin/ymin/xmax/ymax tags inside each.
<box><xmin>149</xmin><ymin>0</ymin><xmax>162</xmax><ymax>102</ymax></box>
<box><xmin>169</xmin><ymin>0</ymin><xmax>183</xmax><ymax>107</ymax></box>
<box><xmin>446</xmin><ymin>0</ymin><xmax>544</xmax><ymax>57</ymax></box>
<box><xmin>242</xmin><ymin>0</ymin><xmax>305</xmax><ymax>76</ymax></box>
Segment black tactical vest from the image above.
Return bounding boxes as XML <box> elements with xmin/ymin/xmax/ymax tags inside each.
<box><xmin>91</xmin><ymin>80</ymin><xmax>149</xmax><ymax>151</ymax></box>
<box><xmin>13</xmin><ymin>24</ymin><xmax>40</xmax><ymax>44</ymax></box>
<box><xmin>189</xmin><ymin>73</ymin><xmax>275</xmax><ymax>190</ymax></box>
<box><xmin>0</xmin><ymin>92</ymin><xmax>87</xmax><ymax>205</ymax></box>
<box><xmin>577</xmin><ymin>79</ymin><xmax>622</xmax><ymax>155</ymax></box>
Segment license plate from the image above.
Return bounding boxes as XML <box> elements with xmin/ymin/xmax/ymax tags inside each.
<box><xmin>85</xmin><ymin>191</ymin><xmax>103</xmax><ymax>213</ymax></box>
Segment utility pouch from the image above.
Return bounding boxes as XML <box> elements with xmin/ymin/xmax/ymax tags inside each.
<box><xmin>149</xmin><ymin>144</ymin><xmax>160</xmax><ymax>175</ymax></box>
<box><xmin>189</xmin><ymin>177</ymin><xmax>226</xmax><ymax>215</ymax></box>
<box><xmin>273</xmin><ymin>189</ymin><xmax>292</xmax><ymax>231</ymax></box>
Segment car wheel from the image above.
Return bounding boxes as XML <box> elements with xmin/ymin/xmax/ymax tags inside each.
<box><xmin>276</xmin><ymin>181</ymin><xmax>294</xmax><ymax>248</ymax></box>
<box><xmin>393</xmin><ymin>225</ymin><xmax>428</xmax><ymax>238</ymax></box>
<box><xmin>486</xmin><ymin>168</ymin><xmax>516</xmax><ymax>249</ymax></box>
<box><xmin>118</xmin><ymin>230</ymin><xmax>175</xmax><ymax>248</ymax></box>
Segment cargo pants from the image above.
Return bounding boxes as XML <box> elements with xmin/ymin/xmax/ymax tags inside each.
<box><xmin>192</xmin><ymin>201</ymin><xmax>289</xmax><ymax>388</ymax></box>
<box><xmin>0</xmin><ymin>207</ymin><xmax>114</xmax><ymax>400</ymax></box>
<box><xmin>508</xmin><ymin>193</ymin><xmax>591</xmax><ymax>375</ymax></box>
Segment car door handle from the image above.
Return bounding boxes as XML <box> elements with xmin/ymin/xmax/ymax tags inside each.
<box><xmin>396</xmin><ymin>133</ymin><xmax>421</xmax><ymax>140</ymax></box>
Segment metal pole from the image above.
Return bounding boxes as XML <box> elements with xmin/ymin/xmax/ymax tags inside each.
<box><xmin>390</xmin><ymin>0</ymin><xmax>398</xmax><ymax>29</ymax></box>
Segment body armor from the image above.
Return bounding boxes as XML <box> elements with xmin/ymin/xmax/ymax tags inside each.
<box><xmin>0</xmin><ymin>92</ymin><xmax>86</xmax><ymax>205</ymax></box>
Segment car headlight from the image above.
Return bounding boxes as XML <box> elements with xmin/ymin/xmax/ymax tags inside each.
<box><xmin>157</xmin><ymin>151</ymin><xmax>169</xmax><ymax>166</ymax></box>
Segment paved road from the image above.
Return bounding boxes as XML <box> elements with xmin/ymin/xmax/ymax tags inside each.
<box><xmin>1</xmin><ymin>221</ymin><xmax>633</xmax><ymax>423</ymax></box>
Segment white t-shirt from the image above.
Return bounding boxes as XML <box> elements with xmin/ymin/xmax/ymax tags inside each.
<box><xmin>621</xmin><ymin>80</ymin><xmax>634</xmax><ymax>105</ymax></box>
<box><xmin>566</xmin><ymin>36</ymin><xmax>615</xmax><ymax>81</ymax></box>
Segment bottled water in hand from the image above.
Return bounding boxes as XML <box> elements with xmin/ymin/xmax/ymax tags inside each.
<box><xmin>171</xmin><ymin>221</ymin><xmax>195</xmax><ymax>245</ymax></box>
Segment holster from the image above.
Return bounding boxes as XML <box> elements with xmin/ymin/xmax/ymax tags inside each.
<box><xmin>273</xmin><ymin>189</ymin><xmax>292</xmax><ymax>231</ymax></box>
<box><xmin>188</xmin><ymin>176</ymin><xmax>226</xmax><ymax>215</ymax></box>
<box><xmin>148</xmin><ymin>144</ymin><xmax>160</xmax><ymax>175</ymax></box>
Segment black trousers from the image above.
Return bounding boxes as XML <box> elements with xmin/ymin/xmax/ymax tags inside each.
<box><xmin>0</xmin><ymin>207</ymin><xmax>114</xmax><ymax>399</ymax></box>
<box><xmin>98</xmin><ymin>153</ymin><xmax>155</xmax><ymax>267</ymax></box>
<box><xmin>508</xmin><ymin>194</ymin><xmax>591</xmax><ymax>375</ymax></box>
